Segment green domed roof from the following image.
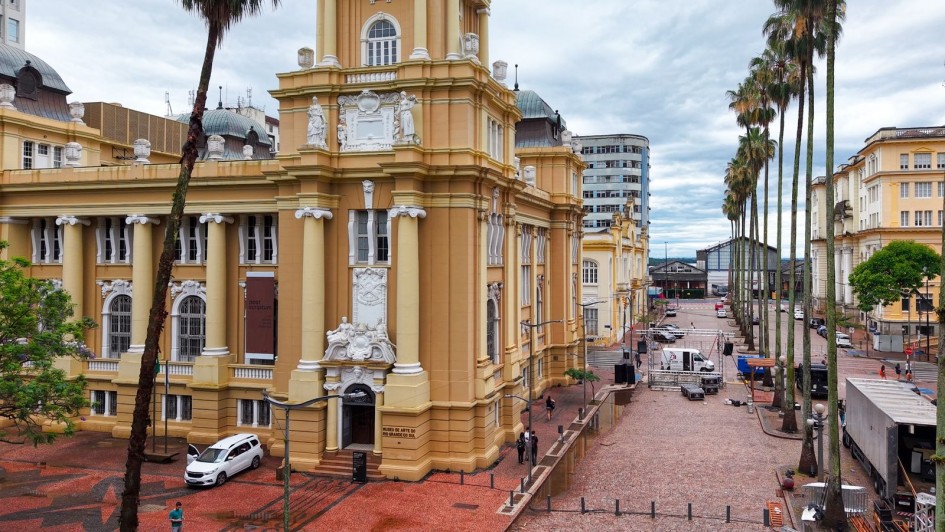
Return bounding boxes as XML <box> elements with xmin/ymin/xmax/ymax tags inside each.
<box><xmin>176</xmin><ymin>108</ymin><xmax>271</xmax><ymax>146</ymax></box>
<box><xmin>515</xmin><ymin>89</ymin><xmax>565</xmax><ymax>128</ymax></box>
<box><xmin>0</xmin><ymin>43</ymin><xmax>71</xmax><ymax>93</ymax></box>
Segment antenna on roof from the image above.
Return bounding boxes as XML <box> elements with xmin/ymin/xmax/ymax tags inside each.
<box><xmin>165</xmin><ymin>91</ymin><xmax>173</xmax><ymax>116</ymax></box>
<box><xmin>513</xmin><ymin>64</ymin><xmax>519</xmax><ymax>92</ymax></box>
<box><xmin>217</xmin><ymin>86</ymin><xmax>223</xmax><ymax>109</ymax></box>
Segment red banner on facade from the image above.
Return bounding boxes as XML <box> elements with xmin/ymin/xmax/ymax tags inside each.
<box><xmin>245</xmin><ymin>274</ymin><xmax>275</xmax><ymax>357</ymax></box>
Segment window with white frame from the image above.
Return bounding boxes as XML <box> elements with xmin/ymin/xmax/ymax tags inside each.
<box><xmin>487</xmin><ymin>213</ymin><xmax>505</xmax><ymax>265</ymax></box>
<box><xmin>53</xmin><ymin>146</ymin><xmax>63</xmax><ymax>168</ymax></box>
<box><xmin>522</xmin><ymin>366</ymin><xmax>529</xmax><ymax>390</ymax></box>
<box><xmin>349</xmin><ymin>210</ymin><xmax>390</xmax><ymax>265</ymax></box>
<box><xmin>939</xmin><ymin>182</ymin><xmax>944</xmax><ymax>197</ymax></box>
<box><xmin>486</xmin><ymin>296</ymin><xmax>499</xmax><ymax>364</ymax></box>
<box><xmin>177</xmin><ymin>295</ymin><xmax>206</xmax><ymax>362</ymax></box>
<box><xmin>536</xmin><ymin>228</ymin><xmax>547</xmax><ymax>264</ymax></box>
<box><xmin>915</xmin><ymin>153</ymin><xmax>931</xmax><ymax>169</ymax></box>
<box><xmin>487</xmin><ymin>117</ymin><xmax>504</xmax><ymax>162</ymax></box>
<box><xmin>31</xmin><ymin>218</ymin><xmax>62</xmax><ymax>264</ymax></box>
<box><xmin>583</xmin><ymin>260</ymin><xmax>598</xmax><ymax>284</ymax></box>
<box><xmin>900</xmin><ymin>211</ymin><xmax>909</xmax><ymax>227</ymax></box>
<box><xmin>240</xmin><ymin>214</ymin><xmax>277</xmax><ymax>264</ymax></box>
<box><xmin>90</xmin><ymin>390</ymin><xmax>117</xmax><ymax>416</ymax></box>
<box><xmin>900</xmin><ymin>183</ymin><xmax>909</xmax><ymax>198</ymax></box>
<box><xmin>915</xmin><ymin>210</ymin><xmax>932</xmax><ymax>227</ymax></box>
<box><xmin>163</xmin><ymin>394</ymin><xmax>192</xmax><ymax>422</ymax></box>
<box><xmin>520</xmin><ymin>226</ymin><xmax>532</xmax><ymax>305</ymax></box>
<box><xmin>867</xmin><ymin>154</ymin><xmax>878</xmax><ymax>175</ymax></box>
<box><xmin>536</xmin><ymin>276</ymin><xmax>544</xmax><ymax>328</ymax></box>
<box><xmin>175</xmin><ymin>216</ymin><xmax>206</xmax><ymax>264</ymax></box>
<box><xmin>22</xmin><ymin>140</ymin><xmax>33</xmax><ymax>169</ymax></box>
<box><xmin>363</xmin><ymin>17</ymin><xmax>400</xmax><ymax>66</ymax></box>
<box><xmin>537</xmin><ymin>358</ymin><xmax>543</xmax><ymax>378</ymax></box>
<box><xmin>521</xmin><ymin>265</ymin><xmax>531</xmax><ymax>305</ymax></box>
<box><xmin>238</xmin><ymin>398</ymin><xmax>271</xmax><ymax>427</ymax></box>
<box><xmin>916</xmin><ymin>182</ymin><xmax>932</xmax><ymax>198</ymax></box>
<box><xmin>572</xmin><ymin>232</ymin><xmax>579</xmax><ymax>265</ymax></box>
<box><xmin>939</xmin><ymin>210</ymin><xmax>943</xmax><ymax>226</ymax></box>
<box><xmin>900</xmin><ymin>153</ymin><xmax>909</xmax><ymax>170</ymax></box>
<box><xmin>36</xmin><ymin>144</ymin><xmax>50</xmax><ymax>168</ymax></box>
<box><xmin>106</xmin><ymin>295</ymin><xmax>131</xmax><ymax>358</ymax></box>
<box><xmin>938</xmin><ymin>153</ymin><xmax>945</xmax><ymax>169</ymax></box>
<box><xmin>97</xmin><ymin>217</ymin><xmax>131</xmax><ymax>264</ymax></box>
<box><xmin>584</xmin><ymin>307</ymin><xmax>599</xmax><ymax>336</ymax></box>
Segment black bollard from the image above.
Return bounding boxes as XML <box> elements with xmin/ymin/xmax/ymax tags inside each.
<box><xmin>509</xmin><ymin>490</ymin><xmax>514</xmax><ymax>508</ymax></box>
<box><xmin>460</xmin><ymin>470</ymin><xmax>464</xmax><ymax>485</ymax></box>
<box><xmin>490</xmin><ymin>473</ymin><xmax>494</xmax><ymax>489</ymax></box>
<box><xmin>688</xmin><ymin>502</ymin><xmax>692</xmax><ymax>520</ymax></box>
<box><xmin>520</xmin><ymin>477</ymin><xmax>525</xmax><ymax>493</ymax></box>
<box><xmin>615</xmin><ymin>499</ymin><xmax>620</xmax><ymax>516</ymax></box>
<box><xmin>581</xmin><ymin>497</ymin><xmax>586</xmax><ymax>514</ymax></box>
<box><xmin>547</xmin><ymin>495</ymin><xmax>551</xmax><ymax>513</ymax></box>
<box><xmin>651</xmin><ymin>501</ymin><xmax>656</xmax><ymax>518</ymax></box>
<box><xmin>763</xmin><ymin>508</ymin><xmax>770</xmax><ymax>526</ymax></box>
<box><xmin>726</xmin><ymin>505</ymin><xmax>731</xmax><ymax>523</ymax></box>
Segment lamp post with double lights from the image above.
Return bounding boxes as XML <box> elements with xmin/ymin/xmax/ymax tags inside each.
<box><xmin>263</xmin><ymin>389</ymin><xmax>365</xmax><ymax>532</ymax></box>
<box><xmin>807</xmin><ymin>403</ymin><xmax>826</xmax><ymax>480</ymax></box>
<box><xmin>576</xmin><ymin>302</ymin><xmax>605</xmax><ymax>418</ymax></box>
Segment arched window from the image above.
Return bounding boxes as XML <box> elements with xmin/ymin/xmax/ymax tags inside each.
<box><xmin>582</xmin><ymin>260</ymin><xmax>598</xmax><ymax>284</ymax></box>
<box><xmin>361</xmin><ymin>14</ymin><xmax>401</xmax><ymax>66</ymax></box>
<box><xmin>178</xmin><ymin>296</ymin><xmax>206</xmax><ymax>362</ymax></box>
<box><xmin>108</xmin><ymin>295</ymin><xmax>131</xmax><ymax>357</ymax></box>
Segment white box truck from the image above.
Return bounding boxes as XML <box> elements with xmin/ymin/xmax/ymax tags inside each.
<box><xmin>842</xmin><ymin>378</ymin><xmax>937</xmax><ymax>511</ymax></box>
<box><xmin>660</xmin><ymin>347</ymin><xmax>714</xmax><ymax>372</ymax></box>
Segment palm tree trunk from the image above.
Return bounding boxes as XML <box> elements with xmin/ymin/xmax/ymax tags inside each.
<box><xmin>798</xmin><ymin>60</ymin><xmax>817</xmax><ymax>476</ymax></box>
<box><xmin>781</xmin><ymin>57</ymin><xmax>806</xmax><ymax>435</ymax></box>
<box><xmin>774</xmin><ymin>105</ymin><xmax>786</xmax><ymax>408</ymax></box>
<box><xmin>119</xmin><ymin>22</ymin><xmax>220</xmax><ymax>531</ymax></box>
<box><xmin>937</xmin><ymin>138</ymin><xmax>945</xmax><ymax>532</ymax></box>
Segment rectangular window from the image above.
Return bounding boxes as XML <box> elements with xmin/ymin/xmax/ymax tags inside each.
<box><xmin>901</xmin><ymin>295</ymin><xmax>911</xmax><ymax>312</ymax></box>
<box><xmin>22</xmin><ymin>140</ymin><xmax>33</xmax><ymax>169</ymax></box>
<box><xmin>915</xmin><ymin>182</ymin><xmax>932</xmax><ymax>198</ymax></box>
<box><xmin>349</xmin><ymin>210</ymin><xmax>389</xmax><ymax>265</ymax></box>
<box><xmin>900</xmin><ymin>211</ymin><xmax>909</xmax><ymax>227</ymax></box>
<box><xmin>7</xmin><ymin>18</ymin><xmax>18</xmax><ymax>43</ymax></box>
<box><xmin>53</xmin><ymin>146</ymin><xmax>63</xmax><ymax>168</ymax></box>
<box><xmin>939</xmin><ymin>182</ymin><xmax>944</xmax><ymax>198</ymax></box>
<box><xmin>32</xmin><ymin>218</ymin><xmax>62</xmax><ymax>264</ymax></box>
<box><xmin>238</xmin><ymin>399</ymin><xmax>271</xmax><ymax>427</ymax></box>
<box><xmin>915</xmin><ymin>210</ymin><xmax>932</xmax><ymax>227</ymax></box>
<box><xmin>163</xmin><ymin>394</ymin><xmax>193</xmax><ymax>421</ymax></box>
<box><xmin>939</xmin><ymin>210</ymin><xmax>943</xmax><ymax>226</ymax></box>
<box><xmin>900</xmin><ymin>153</ymin><xmax>909</xmax><ymax>170</ymax></box>
<box><xmin>915</xmin><ymin>153</ymin><xmax>931</xmax><ymax>169</ymax></box>
<box><xmin>521</xmin><ymin>265</ymin><xmax>531</xmax><ymax>305</ymax></box>
<box><xmin>99</xmin><ymin>217</ymin><xmax>131</xmax><ymax>263</ymax></box>
<box><xmin>175</xmin><ymin>216</ymin><xmax>205</xmax><ymax>264</ymax></box>
<box><xmin>938</xmin><ymin>153</ymin><xmax>945</xmax><ymax>169</ymax></box>
<box><xmin>584</xmin><ymin>308</ymin><xmax>599</xmax><ymax>336</ymax></box>
<box><xmin>91</xmin><ymin>390</ymin><xmax>117</xmax><ymax>416</ymax></box>
<box><xmin>241</xmin><ymin>214</ymin><xmax>277</xmax><ymax>264</ymax></box>
<box><xmin>900</xmin><ymin>183</ymin><xmax>909</xmax><ymax>198</ymax></box>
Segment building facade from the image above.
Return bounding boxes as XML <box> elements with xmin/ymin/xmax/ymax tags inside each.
<box><xmin>696</xmin><ymin>237</ymin><xmax>780</xmax><ymax>297</ymax></box>
<box><xmin>3</xmin><ymin>1</ymin><xmax>589</xmax><ymax>481</ymax></box>
<box><xmin>0</xmin><ymin>0</ymin><xmax>24</xmax><ymax>50</ymax></box>
<box><xmin>574</xmin><ymin>134</ymin><xmax>650</xmax><ymax>240</ymax></box>
<box><xmin>811</xmin><ymin>126</ymin><xmax>944</xmax><ymax>352</ymax></box>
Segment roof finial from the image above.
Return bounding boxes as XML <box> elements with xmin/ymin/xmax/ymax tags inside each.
<box><xmin>513</xmin><ymin>64</ymin><xmax>519</xmax><ymax>92</ymax></box>
<box><xmin>217</xmin><ymin>85</ymin><xmax>223</xmax><ymax>109</ymax></box>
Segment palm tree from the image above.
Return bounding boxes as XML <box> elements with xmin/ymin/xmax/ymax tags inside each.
<box><xmin>119</xmin><ymin>1</ymin><xmax>281</xmax><ymax>529</ymax></box>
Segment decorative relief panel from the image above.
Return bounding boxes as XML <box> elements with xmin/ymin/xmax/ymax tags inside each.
<box><xmin>338</xmin><ymin>90</ymin><xmax>399</xmax><ymax>152</ymax></box>
<box><xmin>352</xmin><ymin>267</ymin><xmax>387</xmax><ymax>326</ymax></box>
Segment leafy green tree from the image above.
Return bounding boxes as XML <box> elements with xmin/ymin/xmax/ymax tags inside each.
<box><xmin>564</xmin><ymin>368</ymin><xmax>601</xmax><ymax>397</ymax></box>
<box><xmin>849</xmin><ymin>241</ymin><xmax>941</xmax><ymax>312</ymax></box>
<box><xmin>0</xmin><ymin>248</ymin><xmax>96</xmax><ymax>446</ymax></box>
<box><xmin>119</xmin><ymin>1</ymin><xmax>281</xmax><ymax>529</ymax></box>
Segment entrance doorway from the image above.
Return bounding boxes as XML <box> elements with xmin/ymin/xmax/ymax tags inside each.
<box><xmin>341</xmin><ymin>384</ymin><xmax>375</xmax><ymax>448</ymax></box>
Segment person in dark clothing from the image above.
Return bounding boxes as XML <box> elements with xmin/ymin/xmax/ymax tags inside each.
<box><xmin>545</xmin><ymin>395</ymin><xmax>555</xmax><ymax>420</ymax></box>
<box><xmin>895</xmin><ymin>363</ymin><xmax>902</xmax><ymax>380</ymax></box>
<box><xmin>530</xmin><ymin>430</ymin><xmax>538</xmax><ymax>464</ymax></box>
<box><xmin>516</xmin><ymin>433</ymin><xmax>526</xmax><ymax>464</ymax></box>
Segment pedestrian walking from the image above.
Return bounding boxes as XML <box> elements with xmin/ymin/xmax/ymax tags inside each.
<box><xmin>905</xmin><ymin>369</ymin><xmax>913</xmax><ymax>382</ymax></box>
<box><xmin>879</xmin><ymin>364</ymin><xmax>886</xmax><ymax>380</ymax></box>
<box><xmin>516</xmin><ymin>433</ymin><xmax>526</xmax><ymax>464</ymax></box>
<box><xmin>530</xmin><ymin>430</ymin><xmax>538</xmax><ymax>464</ymax></box>
<box><xmin>635</xmin><ymin>350</ymin><xmax>642</xmax><ymax>369</ymax></box>
<box><xmin>523</xmin><ymin>428</ymin><xmax>531</xmax><ymax>448</ymax></box>
<box><xmin>169</xmin><ymin>501</ymin><xmax>183</xmax><ymax>532</ymax></box>
<box><xmin>545</xmin><ymin>395</ymin><xmax>555</xmax><ymax>420</ymax></box>
<box><xmin>895</xmin><ymin>363</ymin><xmax>902</xmax><ymax>380</ymax></box>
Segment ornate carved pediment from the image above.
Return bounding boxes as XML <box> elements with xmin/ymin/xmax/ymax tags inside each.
<box><xmin>323</xmin><ymin>317</ymin><xmax>396</xmax><ymax>364</ymax></box>
<box><xmin>337</xmin><ymin>90</ymin><xmax>400</xmax><ymax>152</ymax></box>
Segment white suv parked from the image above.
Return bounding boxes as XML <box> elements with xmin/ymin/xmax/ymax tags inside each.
<box><xmin>185</xmin><ymin>433</ymin><xmax>264</xmax><ymax>487</ymax></box>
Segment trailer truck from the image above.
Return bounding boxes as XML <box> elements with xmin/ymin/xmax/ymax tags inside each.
<box><xmin>842</xmin><ymin>378</ymin><xmax>937</xmax><ymax>512</ymax></box>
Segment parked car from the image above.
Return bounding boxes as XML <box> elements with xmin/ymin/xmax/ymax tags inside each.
<box><xmin>185</xmin><ymin>433</ymin><xmax>264</xmax><ymax>487</ymax></box>
<box><xmin>816</xmin><ymin>325</ymin><xmax>828</xmax><ymax>338</ymax></box>
<box><xmin>717</xmin><ymin>308</ymin><xmax>728</xmax><ymax>318</ymax></box>
<box><xmin>809</xmin><ymin>317</ymin><xmax>825</xmax><ymax>329</ymax></box>
<box><xmin>654</xmin><ymin>325</ymin><xmax>684</xmax><ymax>339</ymax></box>
<box><xmin>653</xmin><ymin>330</ymin><xmax>677</xmax><ymax>343</ymax></box>
<box><xmin>835</xmin><ymin>333</ymin><xmax>853</xmax><ymax>348</ymax></box>
<box><xmin>794</xmin><ymin>309</ymin><xmax>804</xmax><ymax>320</ymax></box>
<box><xmin>665</xmin><ymin>307</ymin><xmax>677</xmax><ymax>317</ymax></box>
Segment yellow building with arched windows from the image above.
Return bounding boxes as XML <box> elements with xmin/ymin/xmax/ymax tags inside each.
<box><xmin>0</xmin><ymin>1</ymin><xmax>598</xmax><ymax>480</ymax></box>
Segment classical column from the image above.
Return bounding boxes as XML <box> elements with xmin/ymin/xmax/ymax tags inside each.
<box><xmin>373</xmin><ymin>387</ymin><xmax>384</xmax><ymax>455</ymax></box>
<box><xmin>324</xmin><ymin>380</ymin><xmax>340</xmax><ymax>452</ymax></box>
<box><xmin>445</xmin><ymin>0</ymin><xmax>461</xmax><ymax>60</ymax></box>
<box><xmin>289</xmin><ymin>207</ymin><xmax>333</xmax><ymax>402</ymax></box>
<box><xmin>199</xmin><ymin>213</ymin><xmax>232</xmax><ymax>356</ymax></box>
<box><xmin>390</xmin><ymin>206</ymin><xmax>426</xmax><ymax>374</ymax></box>
<box><xmin>125</xmin><ymin>215</ymin><xmax>159</xmax><ymax>354</ymax></box>
<box><xmin>56</xmin><ymin>216</ymin><xmax>90</xmax><ymax>319</ymax></box>
<box><xmin>408</xmin><ymin>0</ymin><xmax>430</xmax><ymax>60</ymax></box>
<box><xmin>477</xmin><ymin>8</ymin><xmax>490</xmax><ymax>65</ymax></box>
<box><xmin>320</xmin><ymin>0</ymin><xmax>340</xmax><ymax>67</ymax></box>
<box><xmin>503</xmin><ymin>219</ymin><xmax>519</xmax><ymax>383</ymax></box>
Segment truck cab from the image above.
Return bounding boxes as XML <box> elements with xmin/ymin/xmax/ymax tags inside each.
<box><xmin>660</xmin><ymin>348</ymin><xmax>714</xmax><ymax>372</ymax></box>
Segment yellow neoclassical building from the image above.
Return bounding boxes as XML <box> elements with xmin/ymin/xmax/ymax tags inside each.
<box><xmin>811</xmin><ymin>126</ymin><xmax>944</xmax><ymax>352</ymax></box>
<box><xmin>1</xmin><ymin>2</ymin><xmax>594</xmax><ymax>480</ymax></box>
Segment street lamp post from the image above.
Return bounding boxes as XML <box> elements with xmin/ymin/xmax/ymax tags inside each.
<box><xmin>504</xmin><ymin>393</ymin><xmax>533</xmax><ymax>485</ymax></box>
<box><xmin>808</xmin><ymin>403</ymin><xmax>826</xmax><ymax>480</ymax></box>
<box><xmin>263</xmin><ymin>389</ymin><xmax>364</xmax><ymax>532</ymax></box>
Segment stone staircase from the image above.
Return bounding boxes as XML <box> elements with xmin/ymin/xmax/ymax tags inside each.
<box><xmin>310</xmin><ymin>449</ymin><xmax>385</xmax><ymax>482</ymax></box>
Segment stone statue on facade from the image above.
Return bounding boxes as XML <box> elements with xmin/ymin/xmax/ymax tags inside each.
<box><xmin>337</xmin><ymin>123</ymin><xmax>347</xmax><ymax>150</ymax></box>
<box><xmin>396</xmin><ymin>92</ymin><xmax>419</xmax><ymax>144</ymax></box>
<box><xmin>306</xmin><ymin>96</ymin><xmax>328</xmax><ymax>148</ymax></box>
<box><xmin>323</xmin><ymin>318</ymin><xmax>396</xmax><ymax>364</ymax></box>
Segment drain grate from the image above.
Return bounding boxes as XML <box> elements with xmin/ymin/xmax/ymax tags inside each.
<box><xmin>452</xmin><ymin>503</ymin><xmax>479</xmax><ymax>510</ymax></box>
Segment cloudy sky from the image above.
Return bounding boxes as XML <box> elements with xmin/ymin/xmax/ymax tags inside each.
<box><xmin>28</xmin><ymin>1</ymin><xmax>945</xmax><ymax>257</ymax></box>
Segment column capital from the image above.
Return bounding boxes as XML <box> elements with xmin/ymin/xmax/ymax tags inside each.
<box><xmin>389</xmin><ymin>205</ymin><xmax>426</xmax><ymax>219</ymax></box>
<box><xmin>125</xmin><ymin>214</ymin><xmax>160</xmax><ymax>225</ymax></box>
<box><xmin>56</xmin><ymin>215</ymin><xmax>90</xmax><ymax>227</ymax></box>
<box><xmin>199</xmin><ymin>213</ymin><xmax>234</xmax><ymax>224</ymax></box>
<box><xmin>295</xmin><ymin>207</ymin><xmax>334</xmax><ymax>220</ymax></box>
